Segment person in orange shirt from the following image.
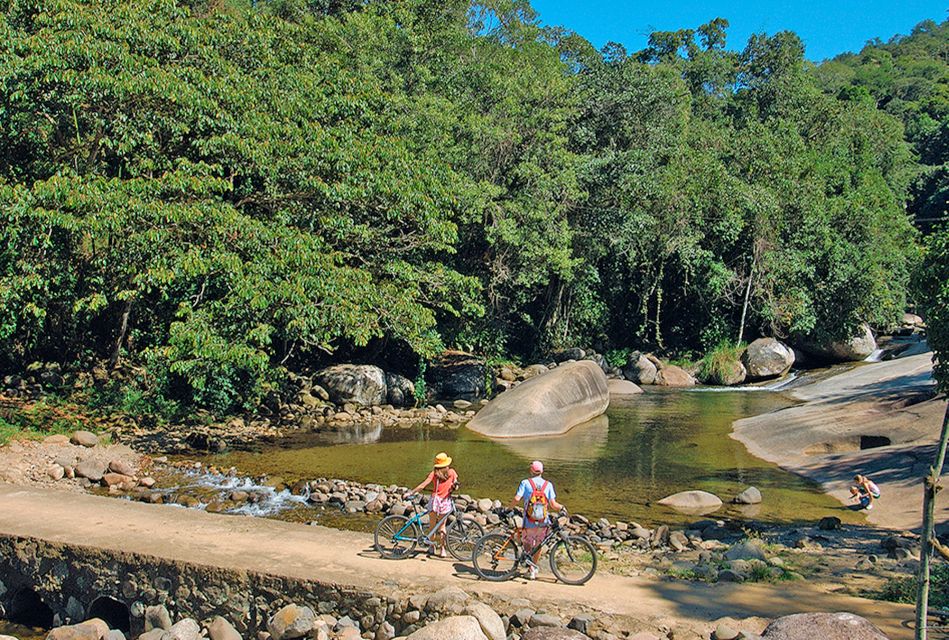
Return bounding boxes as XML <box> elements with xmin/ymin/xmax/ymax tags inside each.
<box><xmin>408</xmin><ymin>452</ymin><xmax>458</xmax><ymax>558</ymax></box>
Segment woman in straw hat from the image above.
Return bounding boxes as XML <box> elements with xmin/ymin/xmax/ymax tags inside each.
<box><xmin>408</xmin><ymin>452</ymin><xmax>458</xmax><ymax>557</ymax></box>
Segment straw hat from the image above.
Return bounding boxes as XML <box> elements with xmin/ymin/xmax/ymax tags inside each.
<box><xmin>433</xmin><ymin>452</ymin><xmax>452</xmax><ymax>468</ymax></box>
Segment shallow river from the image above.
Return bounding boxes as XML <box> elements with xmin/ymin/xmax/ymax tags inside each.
<box><xmin>206</xmin><ymin>387</ymin><xmax>858</xmax><ymax>527</ymax></box>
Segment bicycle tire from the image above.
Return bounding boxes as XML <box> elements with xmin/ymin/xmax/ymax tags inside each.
<box><xmin>549</xmin><ymin>535</ymin><xmax>597</xmax><ymax>585</ymax></box>
<box><xmin>472</xmin><ymin>532</ymin><xmax>520</xmax><ymax>581</ymax></box>
<box><xmin>446</xmin><ymin>514</ymin><xmax>486</xmax><ymax>561</ymax></box>
<box><xmin>374</xmin><ymin>515</ymin><xmax>420</xmax><ymax>559</ymax></box>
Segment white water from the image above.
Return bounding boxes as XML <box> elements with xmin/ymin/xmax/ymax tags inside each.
<box><xmin>863</xmin><ymin>348</ymin><xmax>885</xmax><ymax>363</ymax></box>
<box><xmin>687</xmin><ymin>370</ymin><xmax>801</xmax><ymax>393</ymax></box>
<box><xmin>166</xmin><ymin>469</ymin><xmax>311</xmax><ymax>517</ymax></box>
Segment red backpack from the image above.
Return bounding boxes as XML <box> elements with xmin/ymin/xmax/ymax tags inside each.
<box><xmin>526</xmin><ymin>478</ymin><xmax>549</xmax><ymax>524</ymax></box>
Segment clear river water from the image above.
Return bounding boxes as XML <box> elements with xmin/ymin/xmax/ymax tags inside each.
<box><xmin>203</xmin><ymin>386</ymin><xmax>860</xmax><ymax>528</ymax></box>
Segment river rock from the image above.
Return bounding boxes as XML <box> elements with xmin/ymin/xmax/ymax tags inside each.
<box><xmin>521</xmin><ymin>629</ymin><xmax>590</xmax><ymax>640</ymax></box>
<box><xmin>404</xmin><ymin>616</ymin><xmax>488</xmax><ymax>640</ymax></box>
<box><xmin>761</xmin><ymin>612</ymin><xmax>888</xmax><ymax>639</ymax></box>
<box><xmin>424</xmin><ymin>586</ymin><xmax>470</xmax><ymax>614</ymax></box>
<box><xmin>607</xmin><ymin>379</ymin><xmax>644</xmax><ymax>397</ymax></box>
<box><xmin>426</xmin><ymin>352</ymin><xmax>486</xmax><ymax>401</ymax></box>
<box><xmin>623</xmin><ymin>352</ymin><xmax>657</xmax><ymax>385</ymax></box>
<box><xmin>46</xmin><ymin>622</ymin><xmax>103</xmax><ymax>640</ymax></box>
<box><xmin>75</xmin><ymin>460</ymin><xmax>109</xmax><ymax>482</ymax></box>
<box><xmin>734</xmin><ymin>486</ymin><xmax>762</xmax><ymax>504</ymax></box>
<box><xmin>654</xmin><ymin>364</ymin><xmax>696</xmax><ymax>387</ymax></box>
<box><xmin>552</xmin><ymin>347</ymin><xmax>585</xmax><ymax>362</ymax></box>
<box><xmin>267</xmin><ymin>604</ymin><xmax>316</xmax><ymax>640</ymax></box>
<box><xmin>464</xmin><ymin>603</ymin><xmax>505</xmax><ymax>640</ymax></box>
<box><xmin>313</xmin><ymin>365</ymin><xmax>387</xmax><ymax>407</ymax></box>
<box><xmin>145</xmin><ymin>606</ymin><xmax>172</xmax><ymax>631</ymax></box>
<box><xmin>108</xmin><ymin>460</ymin><xmax>136</xmax><ymax>476</ymax></box>
<box><xmin>206</xmin><ymin>617</ymin><xmax>241</xmax><ymax>640</ymax></box>
<box><xmin>742</xmin><ymin>338</ymin><xmax>795</xmax><ymax>380</ymax></box>
<box><xmin>385</xmin><ymin>372</ymin><xmax>415</xmax><ymax>407</ymax></box>
<box><xmin>70</xmin><ymin>431</ymin><xmax>99</xmax><ymax>447</ymax></box>
<box><xmin>797</xmin><ymin>324</ymin><xmax>877</xmax><ymax>363</ymax></box>
<box><xmin>161</xmin><ymin>620</ymin><xmax>200</xmax><ymax>640</ymax></box>
<box><xmin>467</xmin><ymin>360</ymin><xmax>609</xmax><ymax>438</ymax></box>
<box><xmin>657</xmin><ymin>490</ymin><xmax>723</xmax><ymax>513</ymax></box>
<box><xmin>725</xmin><ymin>539</ymin><xmax>767</xmax><ymax>562</ymax></box>
<box><xmin>708</xmin><ymin>360</ymin><xmax>747</xmax><ymax>386</ymax></box>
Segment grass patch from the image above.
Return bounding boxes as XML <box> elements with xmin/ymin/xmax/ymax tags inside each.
<box><xmin>876</xmin><ymin>564</ymin><xmax>949</xmax><ymax>608</ymax></box>
<box><xmin>698</xmin><ymin>342</ymin><xmax>746</xmax><ymax>385</ymax></box>
<box><xmin>0</xmin><ymin>399</ymin><xmax>95</xmax><ymax>445</ymax></box>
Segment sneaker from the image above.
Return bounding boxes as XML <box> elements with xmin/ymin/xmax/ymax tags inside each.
<box><xmin>866</xmin><ymin>503</ymin><xmax>873</xmax><ymax>510</ymax></box>
<box><xmin>528</xmin><ymin>566</ymin><xmax>537</xmax><ymax>580</ymax></box>
<box><xmin>439</xmin><ymin>548</ymin><xmax>448</xmax><ymax>558</ymax></box>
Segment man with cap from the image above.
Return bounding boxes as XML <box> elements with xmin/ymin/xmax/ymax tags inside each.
<box><xmin>512</xmin><ymin>460</ymin><xmax>563</xmax><ymax>580</ymax></box>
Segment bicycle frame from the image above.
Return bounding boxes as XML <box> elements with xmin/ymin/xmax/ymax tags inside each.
<box><xmin>392</xmin><ymin>501</ymin><xmax>454</xmax><ymax>543</ymax></box>
<box><xmin>495</xmin><ymin>515</ymin><xmax>570</xmax><ymax>566</ymax></box>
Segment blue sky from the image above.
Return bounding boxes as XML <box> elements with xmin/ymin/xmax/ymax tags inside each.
<box><xmin>529</xmin><ymin>1</ymin><xmax>948</xmax><ymax>61</ymax></box>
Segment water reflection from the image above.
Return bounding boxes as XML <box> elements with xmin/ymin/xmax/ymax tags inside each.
<box><xmin>497</xmin><ymin>415</ymin><xmax>609</xmax><ymax>464</ymax></box>
<box><xmin>317</xmin><ymin>424</ymin><xmax>384</xmax><ymax>445</ymax></box>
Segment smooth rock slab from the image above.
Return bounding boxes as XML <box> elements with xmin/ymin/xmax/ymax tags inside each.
<box><xmin>761</xmin><ymin>612</ymin><xmax>889</xmax><ymax>640</ymax></box>
<box><xmin>467</xmin><ymin>361</ymin><xmax>609</xmax><ymax>438</ymax></box>
<box><xmin>404</xmin><ymin>616</ymin><xmax>488</xmax><ymax>640</ymax></box>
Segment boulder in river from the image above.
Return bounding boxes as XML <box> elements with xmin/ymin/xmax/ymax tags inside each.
<box><xmin>467</xmin><ymin>360</ymin><xmax>609</xmax><ymax>438</ymax></box>
<box><xmin>607</xmin><ymin>378</ymin><xmax>644</xmax><ymax>397</ymax></box>
<box><xmin>742</xmin><ymin>338</ymin><xmax>795</xmax><ymax>380</ymax></box>
<box><xmin>623</xmin><ymin>352</ymin><xmax>657</xmax><ymax>385</ymax></box>
<box><xmin>657</xmin><ymin>490</ymin><xmax>723</xmax><ymax>513</ymax></box>
<box><xmin>654</xmin><ymin>364</ymin><xmax>696</xmax><ymax>387</ymax></box>
<box><xmin>734</xmin><ymin>486</ymin><xmax>762</xmax><ymax>504</ymax></box>
<box><xmin>426</xmin><ymin>352</ymin><xmax>486</xmax><ymax>401</ymax></box>
<box><xmin>761</xmin><ymin>612</ymin><xmax>888</xmax><ymax>640</ymax></box>
<box><xmin>796</xmin><ymin>323</ymin><xmax>877</xmax><ymax>363</ymax></box>
<box><xmin>385</xmin><ymin>372</ymin><xmax>415</xmax><ymax>407</ymax></box>
<box><xmin>313</xmin><ymin>365</ymin><xmax>387</xmax><ymax>407</ymax></box>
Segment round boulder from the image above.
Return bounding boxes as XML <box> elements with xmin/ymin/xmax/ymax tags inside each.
<box><xmin>607</xmin><ymin>379</ymin><xmax>644</xmax><ymax>397</ymax></box>
<box><xmin>734</xmin><ymin>486</ymin><xmax>762</xmax><ymax>505</ymax></box>
<box><xmin>623</xmin><ymin>352</ymin><xmax>657</xmax><ymax>385</ymax></box>
<box><xmin>521</xmin><ymin>629</ymin><xmax>591</xmax><ymax>640</ymax></box>
<box><xmin>70</xmin><ymin>431</ymin><xmax>99</xmax><ymax>447</ymax></box>
<box><xmin>742</xmin><ymin>338</ymin><xmax>795</xmax><ymax>381</ymax></box>
<box><xmin>797</xmin><ymin>324</ymin><xmax>877</xmax><ymax>363</ymax></box>
<box><xmin>467</xmin><ymin>361</ymin><xmax>609</xmax><ymax>438</ymax></box>
<box><xmin>267</xmin><ymin>604</ymin><xmax>316</xmax><ymax>640</ymax></box>
<box><xmin>385</xmin><ymin>372</ymin><xmax>415</xmax><ymax>407</ymax></box>
<box><xmin>657</xmin><ymin>490</ymin><xmax>723</xmax><ymax>514</ymax></box>
<box><xmin>405</xmin><ymin>616</ymin><xmax>488</xmax><ymax>640</ymax></box>
<box><xmin>761</xmin><ymin>612</ymin><xmax>888</xmax><ymax>640</ymax></box>
<box><xmin>313</xmin><ymin>365</ymin><xmax>386</xmax><ymax>407</ymax></box>
<box><xmin>654</xmin><ymin>364</ymin><xmax>696</xmax><ymax>387</ymax></box>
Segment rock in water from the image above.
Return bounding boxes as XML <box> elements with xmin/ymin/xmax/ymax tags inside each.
<box><xmin>623</xmin><ymin>352</ymin><xmax>657</xmax><ymax>385</ymax></box>
<box><xmin>654</xmin><ymin>364</ymin><xmax>696</xmax><ymax>387</ymax></box>
<box><xmin>405</xmin><ymin>616</ymin><xmax>488</xmax><ymax>640</ymax></box>
<box><xmin>657</xmin><ymin>490</ymin><xmax>723</xmax><ymax>513</ymax></box>
<box><xmin>467</xmin><ymin>361</ymin><xmax>609</xmax><ymax>438</ymax></box>
<box><xmin>797</xmin><ymin>324</ymin><xmax>877</xmax><ymax>363</ymax></box>
<box><xmin>734</xmin><ymin>486</ymin><xmax>762</xmax><ymax>504</ymax></box>
<box><xmin>607</xmin><ymin>379</ymin><xmax>644</xmax><ymax>397</ymax></box>
<box><xmin>385</xmin><ymin>372</ymin><xmax>415</xmax><ymax>407</ymax></box>
<box><xmin>761</xmin><ymin>612</ymin><xmax>889</xmax><ymax>639</ymax></box>
<box><xmin>312</xmin><ymin>365</ymin><xmax>386</xmax><ymax>407</ymax></box>
<box><xmin>742</xmin><ymin>338</ymin><xmax>795</xmax><ymax>380</ymax></box>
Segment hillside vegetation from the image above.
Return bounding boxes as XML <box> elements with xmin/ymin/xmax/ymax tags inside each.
<box><xmin>0</xmin><ymin>0</ymin><xmax>941</xmax><ymax>414</ymax></box>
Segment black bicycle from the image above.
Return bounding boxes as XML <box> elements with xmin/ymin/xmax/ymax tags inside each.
<box><xmin>374</xmin><ymin>497</ymin><xmax>485</xmax><ymax>561</ymax></box>
<box><xmin>471</xmin><ymin>508</ymin><xmax>597</xmax><ymax>585</ymax></box>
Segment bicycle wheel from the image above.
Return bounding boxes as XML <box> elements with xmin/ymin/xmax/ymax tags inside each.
<box><xmin>472</xmin><ymin>532</ymin><xmax>520</xmax><ymax>581</ymax></box>
<box><xmin>446</xmin><ymin>515</ymin><xmax>485</xmax><ymax>561</ymax></box>
<box><xmin>549</xmin><ymin>536</ymin><xmax>597</xmax><ymax>585</ymax></box>
<box><xmin>374</xmin><ymin>515</ymin><xmax>420</xmax><ymax>559</ymax></box>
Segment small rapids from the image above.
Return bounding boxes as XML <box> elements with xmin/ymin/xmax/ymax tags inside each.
<box><xmin>863</xmin><ymin>348</ymin><xmax>885</xmax><ymax>363</ymax></box>
<box><xmin>687</xmin><ymin>371</ymin><xmax>801</xmax><ymax>393</ymax></box>
<box><xmin>156</xmin><ymin>467</ymin><xmax>311</xmax><ymax>517</ymax></box>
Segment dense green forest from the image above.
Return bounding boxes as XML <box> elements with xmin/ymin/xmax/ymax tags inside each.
<box><xmin>0</xmin><ymin>0</ymin><xmax>943</xmax><ymax>413</ymax></box>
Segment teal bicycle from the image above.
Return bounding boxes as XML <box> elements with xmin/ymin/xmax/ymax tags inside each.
<box><xmin>374</xmin><ymin>497</ymin><xmax>485</xmax><ymax>561</ymax></box>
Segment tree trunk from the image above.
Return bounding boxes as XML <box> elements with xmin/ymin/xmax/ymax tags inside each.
<box><xmin>915</xmin><ymin>401</ymin><xmax>949</xmax><ymax>640</ymax></box>
<box><xmin>108</xmin><ymin>299</ymin><xmax>132</xmax><ymax>369</ymax></box>
<box><xmin>737</xmin><ymin>261</ymin><xmax>754</xmax><ymax>345</ymax></box>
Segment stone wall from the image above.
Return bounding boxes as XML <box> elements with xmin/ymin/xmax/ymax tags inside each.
<box><xmin>0</xmin><ymin>534</ymin><xmax>405</xmax><ymax>638</ymax></box>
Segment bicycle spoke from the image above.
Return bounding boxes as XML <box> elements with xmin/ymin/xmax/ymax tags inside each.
<box><xmin>550</xmin><ymin>536</ymin><xmax>597</xmax><ymax>585</ymax></box>
<box><xmin>473</xmin><ymin>533</ymin><xmax>520</xmax><ymax>581</ymax></box>
<box><xmin>374</xmin><ymin>515</ymin><xmax>420</xmax><ymax>559</ymax></box>
<box><xmin>446</xmin><ymin>515</ymin><xmax>485</xmax><ymax>561</ymax></box>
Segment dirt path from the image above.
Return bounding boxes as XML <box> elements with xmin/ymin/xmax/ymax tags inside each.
<box><xmin>0</xmin><ymin>483</ymin><xmax>915</xmax><ymax>638</ymax></box>
<box><xmin>733</xmin><ymin>353</ymin><xmax>947</xmax><ymax>531</ymax></box>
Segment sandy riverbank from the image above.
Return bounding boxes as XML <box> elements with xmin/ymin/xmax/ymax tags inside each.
<box><xmin>732</xmin><ymin>352</ymin><xmax>947</xmax><ymax>531</ymax></box>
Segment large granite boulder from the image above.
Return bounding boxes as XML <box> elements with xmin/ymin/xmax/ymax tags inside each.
<box><xmin>654</xmin><ymin>364</ymin><xmax>696</xmax><ymax>387</ymax></box>
<box><xmin>797</xmin><ymin>324</ymin><xmax>877</xmax><ymax>363</ymax></box>
<box><xmin>385</xmin><ymin>372</ymin><xmax>415</xmax><ymax>407</ymax></box>
<box><xmin>761</xmin><ymin>612</ymin><xmax>888</xmax><ymax>639</ymax></box>
<box><xmin>468</xmin><ymin>361</ymin><xmax>609</xmax><ymax>438</ymax></box>
<box><xmin>313</xmin><ymin>365</ymin><xmax>386</xmax><ymax>407</ymax></box>
<box><xmin>623</xmin><ymin>352</ymin><xmax>657</xmax><ymax>385</ymax></box>
<box><xmin>657</xmin><ymin>490</ymin><xmax>723</xmax><ymax>513</ymax></box>
<box><xmin>607</xmin><ymin>379</ymin><xmax>644</xmax><ymax>397</ymax></box>
<box><xmin>426</xmin><ymin>352</ymin><xmax>486</xmax><ymax>401</ymax></box>
<box><xmin>742</xmin><ymin>338</ymin><xmax>795</xmax><ymax>380</ymax></box>
<box><xmin>405</xmin><ymin>616</ymin><xmax>488</xmax><ymax>640</ymax></box>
